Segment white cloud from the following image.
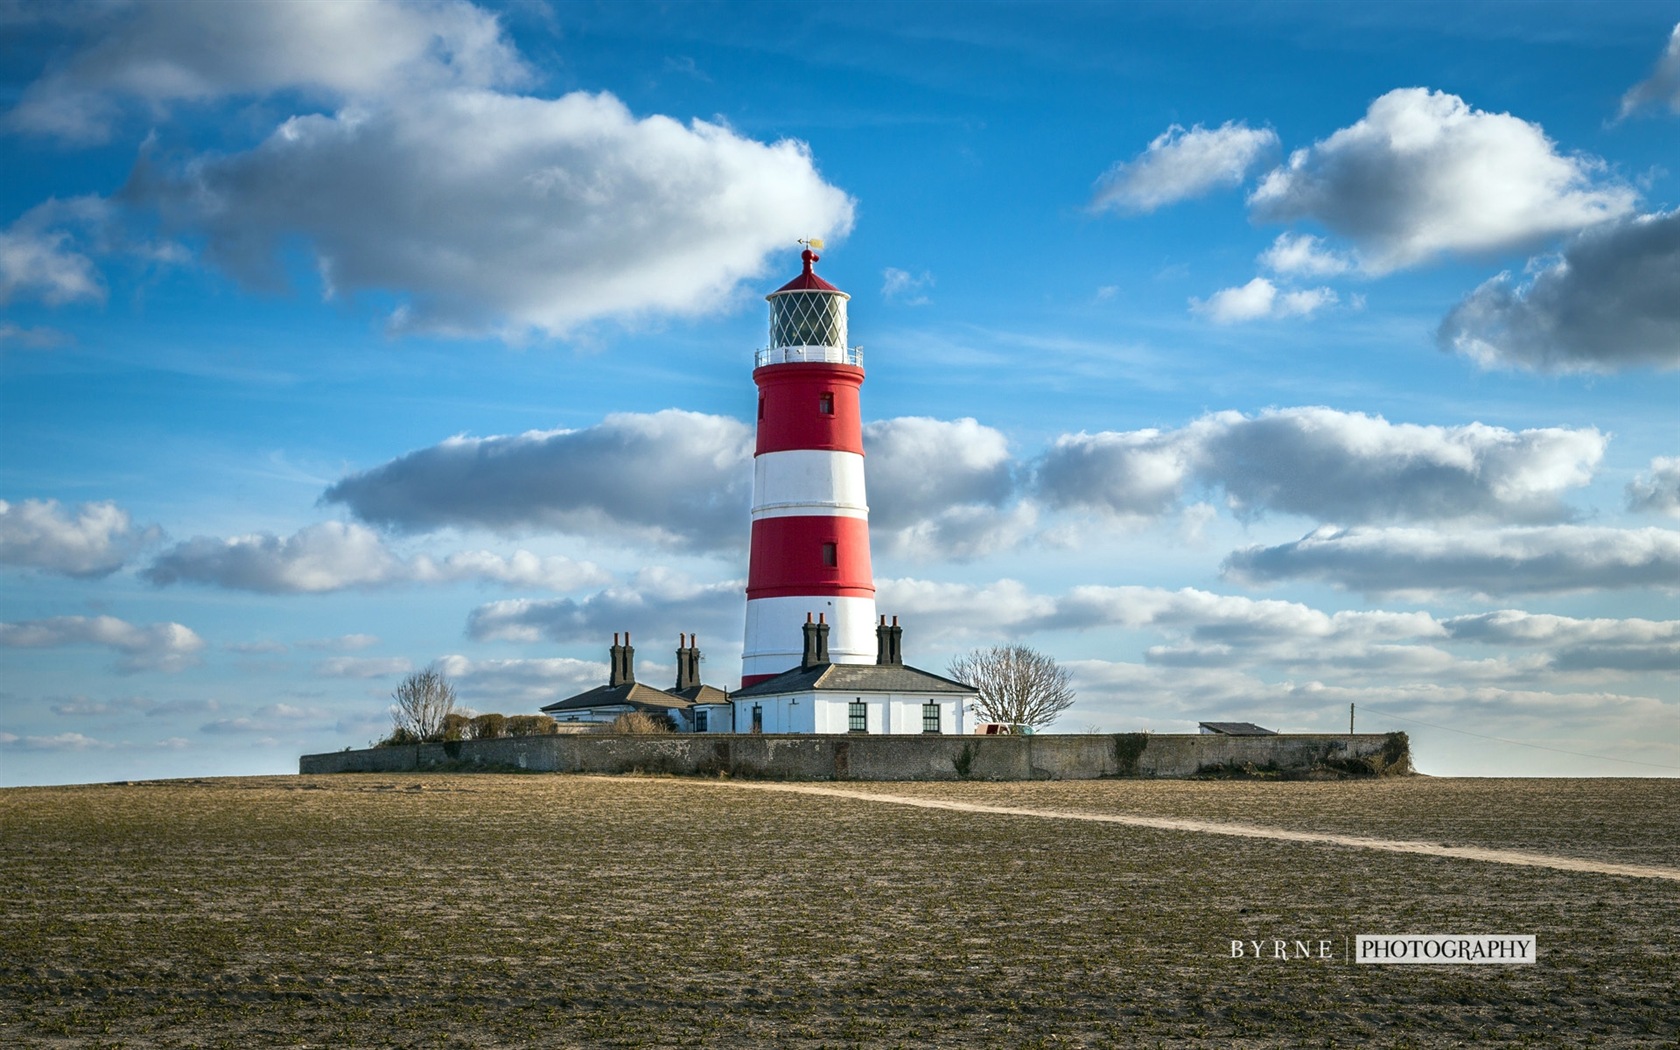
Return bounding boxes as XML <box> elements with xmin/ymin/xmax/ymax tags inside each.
<box><xmin>1224</xmin><ymin>524</ymin><xmax>1680</xmax><ymax>597</ymax></box>
<box><xmin>467</xmin><ymin>571</ymin><xmax>743</xmax><ymax>647</ymax></box>
<box><xmin>0</xmin><ymin>731</ymin><xmax>113</xmax><ymax>752</ymax></box>
<box><xmin>0</xmin><ymin>198</ymin><xmax>108</xmax><ymax>307</ymax></box>
<box><xmin>0</xmin><ymin>498</ymin><xmax>161</xmax><ymax>577</ymax></box>
<box><xmin>0</xmin><ymin>615</ymin><xmax>205</xmax><ymax>673</ymax></box>
<box><xmin>132</xmin><ymin>89</ymin><xmax>854</xmax><ymax>339</ymax></box>
<box><xmin>324</xmin><ymin>410</ymin><xmax>755</xmax><ymax>551</ymax></box>
<box><xmin>1259</xmin><ymin>233</ymin><xmax>1353</xmax><ymax>277</ymax></box>
<box><xmin>1093</xmin><ymin>121</ymin><xmax>1278</xmax><ymax>213</ymax></box>
<box><xmin>1437</xmin><ymin>211</ymin><xmax>1680</xmax><ymax>373</ymax></box>
<box><xmin>0</xmin><ymin>323</ymin><xmax>71</xmax><ymax>348</ymax></box>
<box><xmin>881</xmin><ymin>267</ymin><xmax>934</xmax><ymax>305</ymax></box>
<box><xmin>427</xmin><ymin>549</ymin><xmax>612</xmax><ymax>591</ymax></box>
<box><xmin>1628</xmin><ymin>456</ymin><xmax>1680</xmax><ymax>517</ymax></box>
<box><xmin>1035</xmin><ymin>408</ymin><xmax>1602</xmax><ymax>526</ymax></box>
<box><xmin>1249</xmin><ymin>88</ymin><xmax>1636</xmax><ymax>273</ymax></box>
<box><xmin>434</xmin><ymin>654</ymin><xmax>606</xmax><ymax>707</ymax></box>
<box><xmin>863</xmin><ymin>417</ymin><xmax>1030</xmax><ymax>560</ymax></box>
<box><xmin>144</xmin><ymin>521</ymin><xmax>608</xmax><ymax>593</ymax></box>
<box><xmin>315</xmin><ymin>656</ymin><xmax>413</xmax><ymax>679</ymax></box>
<box><xmin>874</xmin><ymin>577</ymin><xmax>1057</xmax><ymax>643</ymax></box>
<box><xmin>1443</xmin><ymin>609</ymin><xmax>1680</xmax><ymax>672</ymax></box>
<box><xmin>1620</xmin><ymin>23</ymin><xmax>1680</xmax><ymax>119</ymax></box>
<box><xmin>327</xmin><ymin>411</ymin><xmax>1034</xmax><ymax>561</ymax></box>
<box><xmin>6</xmin><ymin>0</ymin><xmax>529</xmax><ymax>142</ymax></box>
<box><xmin>1191</xmin><ymin>277</ymin><xmax>1337</xmax><ymax>323</ymax></box>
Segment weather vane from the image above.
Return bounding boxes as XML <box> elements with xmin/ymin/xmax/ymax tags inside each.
<box><xmin>798</xmin><ymin>237</ymin><xmax>825</xmax><ymax>251</ymax></box>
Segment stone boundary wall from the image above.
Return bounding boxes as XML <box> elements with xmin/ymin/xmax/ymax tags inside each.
<box><xmin>300</xmin><ymin>731</ymin><xmax>1409</xmax><ymax>780</ymax></box>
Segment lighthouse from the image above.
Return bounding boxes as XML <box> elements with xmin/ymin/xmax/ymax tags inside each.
<box><xmin>740</xmin><ymin>245</ymin><xmax>878</xmax><ymax>686</ymax></box>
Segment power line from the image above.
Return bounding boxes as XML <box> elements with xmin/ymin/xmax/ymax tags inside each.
<box><xmin>1358</xmin><ymin>704</ymin><xmax>1680</xmax><ymax>774</ymax></box>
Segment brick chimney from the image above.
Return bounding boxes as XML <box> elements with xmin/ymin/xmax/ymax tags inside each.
<box><xmin>675</xmin><ymin>633</ymin><xmax>701</xmax><ymax>692</ymax></box>
<box><xmin>609</xmin><ymin>632</ymin><xmax>635</xmax><ymax>687</ymax></box>
<box><xmin>875</xmin><ymin>615</ymin><xmax>903</xmax><ymax>666</ymax></box>
<box><xmin>801</xmin><ymin>612</ymin><xmax>830</xmax><ymax>670</ymax></box>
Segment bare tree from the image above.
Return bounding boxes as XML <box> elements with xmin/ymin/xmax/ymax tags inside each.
<box><xmin>948</xmin><ymin>645</ymin><xmax>1075</xmax><ymax>730</ymax></box>
<box><xmin>390</xmin><ymin>668</ymin><xmax>457</xmax><ymax>742</ymax></box>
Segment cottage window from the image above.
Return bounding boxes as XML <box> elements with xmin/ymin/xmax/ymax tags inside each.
<box><xmin>751</xmin><ymin>704</ymin><xmax>763</xmax><ymax>733</ymax></box>
<box><xmin>923</xmin><ymin>702</ymin><xmax>941</xmax><ymax>734</ymax></box>
<box><xmin>695</xmin><ymin>710</ymin><xmax>708</xmax><ymax>733</ymax></box>
<box><xmin>849</xmin><ymin>700</ymin><xmax>867</xmax><ymax>733</ymax></box>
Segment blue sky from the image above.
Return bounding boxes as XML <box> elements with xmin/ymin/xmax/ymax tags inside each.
<box><xmin>6</xmin><ymin>1</ymin><xmax>1680</xmax><ymax>784</ymax></box>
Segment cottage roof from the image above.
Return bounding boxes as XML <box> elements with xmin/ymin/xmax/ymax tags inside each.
<box><xmin>1198</xmin><ymin>721</ymin><xmax>1277</xmax><ymax>736</ymax></box>
<box><xmin>732</xmin><ymin>661</ymin><xmax>976</xmax><ymax>699</ymax></box>
<box><xmin>542</xmin><ymin>682</ymin><xmax>694</xmax><ymax>715</ymax></box>
<box><xmin>670</xmin><ymin>683</ymin><xmax>729</xmax><ymax>705</ymax></box>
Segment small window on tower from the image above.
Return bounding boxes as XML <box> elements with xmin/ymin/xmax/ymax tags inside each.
<box><xmin>758</xmin><ymin>396</ymin><xmax>765</xmax><ymax>420</ymax></box>
<box><xmin>819</xmin><ymin>392</ymin><xmax>834</xmax><ymax>415</ymax></box>
<box><xmin>822</xmin><ymin>542</ymin><xmax>837</xmax><ymax>568</ymax></box>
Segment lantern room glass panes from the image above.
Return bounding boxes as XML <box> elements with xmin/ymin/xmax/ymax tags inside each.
<box><xmin>770</xmin><ymin>291</ymin><xmax>847</xmax><ymax>352</ymax></box>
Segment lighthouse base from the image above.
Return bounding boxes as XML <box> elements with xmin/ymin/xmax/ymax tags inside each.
<box><xmin>741</xmin><ymin>594</ymin><xmax>878</xmax><ymax>685</ymax></box>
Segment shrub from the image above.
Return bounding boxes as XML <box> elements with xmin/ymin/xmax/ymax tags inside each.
<box><xmin>376</xmin><ymin>726</ymin><xmax>419</xmax><ymax>747</ymax></box>
<box><xmin>505</xmin><ymin>715</ymin><xmax>560</xmax><ymax>737</ymax></box>
<box><xmin>610</xmin><ymin>711</ymin><xmax>676</xmax><ymax>734</ymax></box>
<box><xmin>470</xmin><ymin>713</ymin><xmax>508</xmax><ymax>740</ymax></box>
<box><xmin>438</xmin><ymin>712</ymin><xmax>472</xmax><ymax>742</ymax></box>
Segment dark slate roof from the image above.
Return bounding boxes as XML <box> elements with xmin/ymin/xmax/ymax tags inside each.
<box><xmin>542</xmin><ymin>682</ymin><xmax>693</xmax><ymax>715</ymax></box>
<box><xmin>671</xmin><ymin>684</ymin><xmax>730</xmax><ymax>705</ymax></box>
<box><xmin>733</xmin><ymin>662</ymin><xmax>977</xmax><ymax>699</ymax></box>
<box><xmin>1198</xmin><ymin>721</ymin><xmax>1277</xmax><ymax>736</ymax></box>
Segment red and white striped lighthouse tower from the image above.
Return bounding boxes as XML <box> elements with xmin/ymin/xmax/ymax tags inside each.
<box><xmin>741</xmin><ymin>244</ymin><xmax>877</xmax><ymax>686</ymax></box>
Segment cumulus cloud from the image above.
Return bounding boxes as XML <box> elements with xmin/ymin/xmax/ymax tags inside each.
<box><xmin>131</xmin><ymin>89</ymin><xmax>854</xmax><ymax>338</ymax></box>
<box><xmin>434</xmin><ymin>654</ymin><xmax>606</xmax><ymax>707</ymax></box>
<box><xmin>325</xmin><ymin>411</ymin><xmax>754</xmax><ymax>551</ymax></box>
<box><xmin>1224</xmin><ymin>524</ymin><xmax>1680</xmax><ymax>597</ymax></box>
<box><xmin>0</xmin><ymin>498</ymin><xmax>161</xmax><ymax>577</ymax></box>
<box><xmin>1620</xmin><ymin>23</ymin><xmax>1680</xmax><ymax>119</ymax></box>
<box><xmin>0</xmin><ymin>615</ymin><xmax>205</xmax><ymax>672</ymax></box>
<box><xmin>6</xmin><ymin>0</ymin><xmax>528</xmax><ymax>142</ymax></box>
<box><xmin>144</xmin><ymin>521</ymin><xmax>608</xmax><ymax>593</ymax></box>
<box><xmin>1035</xmin><ymin>408</ymin><xmax>1602</xmax><ymax>526</ymax></box>
<box><xmin>1190</xmin><ymin>277</ymin><xmax>1338</xmax><ymax>323</ymax></box>
<box><xmin>0</xmin><ymin>198</ymin><xmax>109</xmax><ymax>307</ymax></box>
<box><xmin>864</xmin><ymin>417</ymin><xmax>1031</xmax><ymax>560</ymax></box>
<box><xmin>1443</xmin><ymin>609</ymin><xmax>1680</xmax><ymax>672</ymax></box>
<box><xmin>1437</xmin><ymin>211</ymin><xmax>1680</xmax><ymax>373</ymax></box>
<box><xmin>466</xmin><ymin>570</ymin><xmax>743</xmax><ymax>646</ymax></box>
<box><xmin>1259</xmin><ymin>233</ymin><xmax>1353</xmax><ymax>277</ymax></box>
<box><xmin>1093</xmin><ymin>121</ymin><xmax>1278</xmax><ymax>213</ymax></box>
<box><xmin>1628</xmin><ymin>456</ymin><xmax>1680</xmax><ymax>517</ymax></box>
<box><xmin>1249</xmin><ymin>88</ymin><xmax>1636</xmax><ymax>273</ymax></box>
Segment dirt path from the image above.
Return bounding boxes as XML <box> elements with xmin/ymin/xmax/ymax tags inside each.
<box><xmin>702</xmin><ymin>780</ymin><xmax>1680</xmax><ymax>883</ymax></box>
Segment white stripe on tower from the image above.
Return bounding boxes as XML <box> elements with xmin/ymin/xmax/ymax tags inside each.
<box><xmin>741</xmin><ymin>247</ymin><xmax>878</xmax><ymax>687</ymax></box>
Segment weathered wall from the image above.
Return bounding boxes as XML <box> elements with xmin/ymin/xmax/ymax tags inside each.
<box><xmin>300</xmin><ymin>731</ymin><xmax>1409</xmax><ymax>780</ymax></box>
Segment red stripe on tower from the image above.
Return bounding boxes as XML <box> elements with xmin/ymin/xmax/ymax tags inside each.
<box><xmin>741</xmin><ymin>246</ymin><xmax>878</xmax><ymax>687</ymax></box>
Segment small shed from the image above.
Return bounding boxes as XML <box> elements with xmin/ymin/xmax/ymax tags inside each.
<box><xmin>1198</xmin><ymin>721</ymin><xmax>1277</xmax><ymax>736</ymax></box>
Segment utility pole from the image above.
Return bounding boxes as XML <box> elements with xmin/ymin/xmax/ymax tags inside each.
<box><xmin>1350</xmin><ymin>703</ymin><xmax>1355</xmax><ymax>734</ymax></box>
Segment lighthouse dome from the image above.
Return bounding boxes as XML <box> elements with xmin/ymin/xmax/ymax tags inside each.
<box><xmin>761</xmin><ymin>249</ymin><xmax>857</xmax><ymax>366</ymax></box>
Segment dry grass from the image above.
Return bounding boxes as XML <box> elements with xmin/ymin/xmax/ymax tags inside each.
<box><xmin>1</xmin><ymin>774</ymin><xmax>1676</xmax><ymax>1048</ymax></box>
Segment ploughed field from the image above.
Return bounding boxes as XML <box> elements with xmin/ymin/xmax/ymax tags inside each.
<box><xmin>1</xmin><ymin>775</ymin><xmax>1676</xmax><ymax>1048</ymax></box>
